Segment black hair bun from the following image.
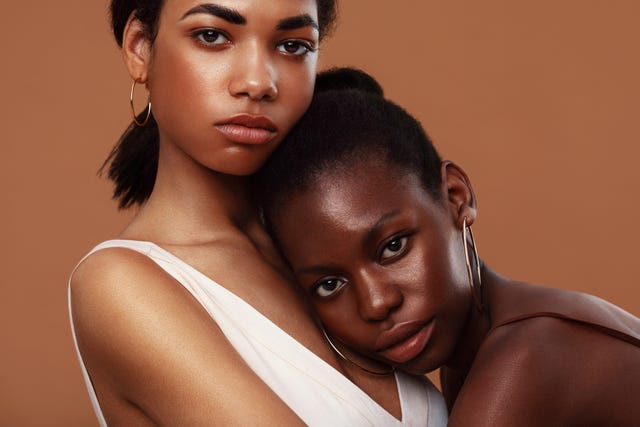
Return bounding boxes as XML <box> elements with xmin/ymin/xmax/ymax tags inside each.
<box><xmin>315</xmin><ymin>67</ymin><xmax>384</xmax><ymax>96</ymax></box>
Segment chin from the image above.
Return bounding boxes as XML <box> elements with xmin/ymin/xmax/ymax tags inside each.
<box><xmin>397</xmin><ymin>347</ymin><xmax>445</xmax><ymax>376</ymax></box>
<box><xmin>398</xmin><ymin>359</ymin><xmax>438</xmax><ymax>376</ymax></box>
<box><xmin>211</xmin><ymin>152</ymin><xmax>273</xmax><ymax>176</ymax></box>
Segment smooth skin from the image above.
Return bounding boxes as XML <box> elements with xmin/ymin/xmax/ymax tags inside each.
<box><xmin>273</xmin><ymin>157</ymin><xmax>640</xmax><ymax>426</ymax></box>
<box><xmin>70</xmin><ymin>1</ymin><xmax>402</xmax><ymax>425</ymax></box>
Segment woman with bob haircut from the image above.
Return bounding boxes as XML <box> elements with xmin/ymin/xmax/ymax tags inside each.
<box><xmin>68</xmin><ymin>1</ymin><xmax>448</xmax><ymax>426</ymax></box>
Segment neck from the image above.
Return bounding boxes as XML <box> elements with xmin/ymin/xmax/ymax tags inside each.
<box><xmin>122</xmin><ymin>145</ymin><xmax>259</xmax><ymax>245</ymax></box>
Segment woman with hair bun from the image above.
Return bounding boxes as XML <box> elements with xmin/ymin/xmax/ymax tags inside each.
<box><xmin>257</xmin><ymin>67</ymin><xmax>640</xmax><ymax>427</ymax></box>
<box><xmin>68</xmin><ymin>1</ymin><xmax>447</xmax><ymax>426</ymax></box>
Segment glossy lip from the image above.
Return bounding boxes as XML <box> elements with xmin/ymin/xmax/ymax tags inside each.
<box><xmin>214</xmin><ymin>114</ymin><xmax>278</xmax><ymax>145</ymax></box>
<box><xmin>375</xmin><ymin>319</ymin><xmax>435</xmax><ymax>364</ymax></box>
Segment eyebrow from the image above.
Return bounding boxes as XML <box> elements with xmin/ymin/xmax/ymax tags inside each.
<box><xmin>363</xmin><ymin>210</ymin><xmax>402</xmax><ymax>248</ymax></box>
<box><xmin>181</xmin><ymin>4</ymin><xmax>246</xmax><ymax>24</ymax></box>
<box><xmin>180</xmin><ymin>4</ymin><xmax>318</xmax><ymax>32</ymax></box>
<box><xmin>277</xmin><ymin>14</ymin><xmax>319</xmax><ymax>32</ymax></box>
<box><xmin>296</xmin><ymin>264</ymin><xmax>335</xmax><ymax>277</ymax></box>
<box><xmin>295</xmin><ymin>210</ymin><xmax>402</xmax><ymax>277</ymax></box>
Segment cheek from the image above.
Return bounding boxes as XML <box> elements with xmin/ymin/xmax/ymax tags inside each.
<box><xmin>428</xmin><ymin>235</ymin><xmax>473</xmax><ymax>327</ymax></box>
<box><xmin>149</xmin><ymin>50</ymin><xmax>224</xmax><ymax>120</ymax></box>
<box><xmin>396</xmin><ymin>246</ymin><xmax>440</xmax><ymax>295</ymax></box>
<box><xmin>274</xmin><ymin>62</ymin><xmax>316</xmax><ymax>133</ymax></box>
<box><xmin>444</xmin><ymin>231</ymin><xmax>470</xmax><ymax>293</ymax></box>
<box><xmin>315</xmin><ymin>299</ymin><xmax>362</xmax><ymax>339</ymax></box>
<box><xmin>314</xmin><ymin>296</ymin><xmax>380</xmax><ymax>353</ymax></box>
<box><xmin>401</xmin><ymin>235</ymin><xmax>466</xmax><ymax>308</ymax></box>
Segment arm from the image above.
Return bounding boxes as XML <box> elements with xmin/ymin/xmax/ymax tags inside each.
<box><xmin>70</xmin><ymin>248</ymin><xmax>304</xmax><ymax>426</ymax></box>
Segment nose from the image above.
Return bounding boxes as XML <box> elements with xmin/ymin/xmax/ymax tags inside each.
<box><xmin>228</xmin><ymin>43</ymin><xmax>278</xmax><ymax>101</ymax></box>
<box><xmin>355</xmin><ymin>270</ymin><xmax>403</xmax><ymax>322</ymax></box>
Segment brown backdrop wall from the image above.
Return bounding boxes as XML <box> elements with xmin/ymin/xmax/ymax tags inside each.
<box><xmin>2</xmin><ymin>1</ymin><xmax>638</xmax><ymax>425</ymax></box>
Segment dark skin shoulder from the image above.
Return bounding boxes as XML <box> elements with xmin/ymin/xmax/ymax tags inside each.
<box><xmin>443</xmin><ymin>269</ymin><xmax>640</xmax><ymax>427</ymax></box>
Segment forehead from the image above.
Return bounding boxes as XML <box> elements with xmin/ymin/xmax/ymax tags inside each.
<box><xmin>278</xmin><ymin>158</ymin><xmax>433</xmax><ymax>234</ymax></box>
<box><xmin>160</xmin><ymin>0</ymin><xmax>319</xmax><ymax>22</ymax></box>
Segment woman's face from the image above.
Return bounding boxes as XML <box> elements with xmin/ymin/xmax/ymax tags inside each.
<box><xmin>273</xmin><ymin>158</ymin><xmax>473</xmax><ymax>374</ymax></box>
<box><xmin>145</xmin><ymin>0</ymin><xmax>319</xmax><ymax>175</ymax></box>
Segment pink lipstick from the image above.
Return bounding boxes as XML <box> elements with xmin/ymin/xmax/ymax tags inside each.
<box><xmin>215</xmin><ymin>114</ymin><xmax>277</xmax><ymax>145</ymax></box>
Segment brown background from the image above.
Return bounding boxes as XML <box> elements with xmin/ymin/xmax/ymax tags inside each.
<box><xmin>2</xmin><ymin>1</ymin><xmax>639</xmax><ymax>425</ymax></box>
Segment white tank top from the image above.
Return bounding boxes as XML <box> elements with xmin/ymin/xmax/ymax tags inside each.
<box><xmin>69</xmin><ymin>239</ymin><xmax>448</xmax><ymax>426</ymax></box>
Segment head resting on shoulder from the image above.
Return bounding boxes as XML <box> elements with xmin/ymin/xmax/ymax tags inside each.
<box><xmin>256</xmin><ymin>67</ymin><xmax>443</xmax><ymax>237</ymax></box>
<box><xmin>256</xmin><ymin>68</ymin><xmax>482</xmax><ymax>376</ymax></box>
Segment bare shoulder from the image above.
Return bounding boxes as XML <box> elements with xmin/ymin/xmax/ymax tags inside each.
<box><xmin>69</xmin><ymin>246</ymin><xmax>199</xmax><ymax>350</ymax></box>
<box><xmin>70</xmin><ymin>246</ymin><xmax>198</xmax><ymax>352</ymax></box>
<box><xmin>71</xmin><ymin>245</ymin><xmax>172</xmax><ymax>306</ymax></box>
<box><xmin>448</xmin><ymin>313</ymin><xmax>640</xmax><ymax>427</ymax></box>
<box><xmin>69</xmin><ymin>246</ymin><xmax>303</xmax><ymax>425</ymax></box>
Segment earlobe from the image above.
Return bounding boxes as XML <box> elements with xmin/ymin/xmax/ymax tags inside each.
<box><xmin>440</xmin><ymin>161</ymin><xmax>478</xmax><ymax>229</ymax></box>
<box><xmin>121</xmin><ymin>12</ymin><xmax>152</xmax><ymax>82</ymax></box>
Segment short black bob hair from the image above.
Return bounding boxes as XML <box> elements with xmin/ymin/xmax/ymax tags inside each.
<box><xmin>255</xmin><ymin>67</ymin><xmax>443</xmax><ymax>232</ymax></box>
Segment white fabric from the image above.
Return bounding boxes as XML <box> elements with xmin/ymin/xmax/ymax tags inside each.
<box><xmin>69</xmin><ymin>239</ymin><xmax>448</xmax><ymax>426</ymax></box>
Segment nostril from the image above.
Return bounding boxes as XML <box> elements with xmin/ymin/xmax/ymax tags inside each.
<box><xmin>256</xmin><ymin>86</ymin><xmax>277</xmax><ymax>102</ymax></box>
<box><xmin>231</xmin><ymin>81</ymin><xmax>278</xmax><ymax>102</ymax></box>
<box><xmin>360</xmin><ymin>286</ymin><xmax>403</xmax><ymax>322</ymax></box>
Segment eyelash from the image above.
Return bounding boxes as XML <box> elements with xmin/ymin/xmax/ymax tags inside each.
<box><xmin>378</xmin><ymin>234</ymin><xmax>412</xmax><ymax>263</ymax></box>
<box><xmin>190</xmin><ymin>29</ymin><xmax>316</xmax><ymax>58</ymax></box>
<box><xmin>277</xmin><ymin>39</ymin><xmax>317</xmax><ymax>57</ymax></box>
<box><xmin>312</xmin><ymin>277</ymin><xmax>348</xmax><ymax>298</ymax></box>
<box><xmin>192</xmin><ymin>28</ymin><xmax>231</xmax><ymax>47</ymax></box>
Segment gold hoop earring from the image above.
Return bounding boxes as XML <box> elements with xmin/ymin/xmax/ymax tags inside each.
<box><xmin>321</xmin><ymin>327</ymin><xmax>395</xmax><ymax>376</ymax></box>
<box><xmin>463</xmin><ymin>217</ymin><xmax>483</xmax><ymax>312</ymax></box>
<box><xmin>130</xmin><ymin>79</ymin><xmax>151</xmax><ymax>126</ymax></box>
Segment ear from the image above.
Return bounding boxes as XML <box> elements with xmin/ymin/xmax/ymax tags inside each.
<box><xmin>440</xmin><ymin>161</ymin><xmax>478</xmax><ymax>229</ymax></box>
<box><xmin>121</xmin><ymin>12</ymin><xmax>152</xmax><ymax>82</ymax></box>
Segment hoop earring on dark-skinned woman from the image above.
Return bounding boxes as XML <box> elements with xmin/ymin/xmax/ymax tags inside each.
<box><xmin>321</xmin><ymin>327</ymin><xmax>395</xmax><ymax>376</ymax></box>
<box><xmin>130</xmin><ymin>79</ymin><xmax>152</xmax><ymax>127</ymax></box>
<box><xmin>463</xmin><ymin>217</ymin><xmax>483</xmax><ymax>312</ymax></box>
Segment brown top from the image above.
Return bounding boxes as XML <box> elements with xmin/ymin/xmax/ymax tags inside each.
<box><xmin>489</xmin><ymin>309</ymin><xmax>640</xmax><ymax>349</ymax></box>
<box><xmin>489</xmin><ymin>281</ymin><xmax>640</xmax><ymax>346</ymax></box>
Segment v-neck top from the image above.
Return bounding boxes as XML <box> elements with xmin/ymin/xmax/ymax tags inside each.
<box><xmin>69</xmin><ymin>239</ymin><xmax>448</xmax><ymax>426</ymax></box>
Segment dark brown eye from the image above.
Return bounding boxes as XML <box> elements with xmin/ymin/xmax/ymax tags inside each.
<box><xmin>314</xmin><ymin>277</ymin><xmax>347</xmax><ymax>298</ymax></box>
<box><xmin>381</xmin><ymin>236</ymin><xmax>408</xmax><ymax>260</ymax></box>
<box><xmin>277</xmin><ymin>40</ymin><xmax>313</xmax><ymax>56</ymax></box>
<box><xmin>194</xmin><ymin>29</ymin><xmax>229</xmax><ymax>46</ymax></box>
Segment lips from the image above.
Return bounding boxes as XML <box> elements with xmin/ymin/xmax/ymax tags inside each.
<box><xmin>215</xmin><ymin>114</ymin><xmax>277</xmax><ymax>145</ymax></box>
<box><xmin>376</xmin><ymin>319</ymin><xmax>435</xmax><ymax>364</ymax></box>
